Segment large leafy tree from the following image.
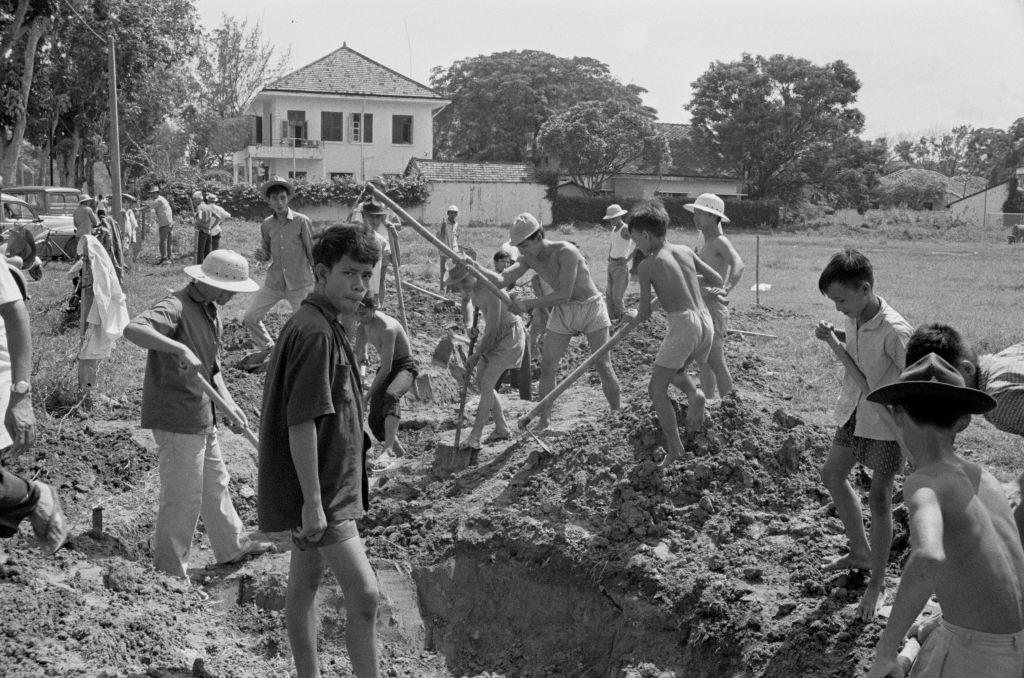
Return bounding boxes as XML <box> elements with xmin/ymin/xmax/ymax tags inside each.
<box><xmin>538</xmin><ymin>100</ymin><xmax>668</xmax><ymax>193</ymax></box>
<box><xmin>430</xmin><ymin>50</ymin><xmax>651</xmax><ymax>162</ymax></box>
<box><xmin>686</xmin><ymin>53</ymin><xmax>864</xmax><ymax>201</ymax></box>
<box><xmin>26</xmin><ymin>0</ymin><xmax>199</xmax><ymax>189</ymax></box>
<box><xmin>0</xmin><ymin>0</ymin><xmax>57</xmax><ymax>182</ymax></box>
<box><xmin>185</xmin><ymin>14</ymin><xmax>289</xmax><ymax>170</ymax></box>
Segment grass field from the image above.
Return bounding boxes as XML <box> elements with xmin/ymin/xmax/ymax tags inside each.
<box><xmin>25</xmin><ymin>215</ymin><xmax>1024</xmax><ymax>482</ymax></box>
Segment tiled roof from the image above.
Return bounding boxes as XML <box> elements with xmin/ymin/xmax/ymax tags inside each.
<box><xmin>407</xmin><ymin>159</ymin><xmax>540</xmax><ymax>183</ymax></box>
<box><xmin>656</xmin><ymin>122</ymin><xmax>692</xmax><ymax>144</ymax></box>
<box><xmin>264</xmin><ymin>44</ymin><xmax>445</xmax><ymax>100</ymax></box>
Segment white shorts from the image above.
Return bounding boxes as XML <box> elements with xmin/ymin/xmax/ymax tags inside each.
<box><xmin>546</xmin><ymin>294</ymin><xmax>611</xmax><ymax>336</ymax></box>
<box><xmin>911</xmin><ymin>619</ymin><xmax>1024</xmax><ymax>678</ymax></box>
<box><xmin>654</xmin><ymin>309</ymin><xmax>713</xmax><ymax>370</ymax></box>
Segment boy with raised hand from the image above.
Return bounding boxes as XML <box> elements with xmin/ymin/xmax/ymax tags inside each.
<box><xmin>123</xmin><ymin>250</ymin><xmax>273</xmax><ymax>578</ymax></box>
<box><xmin>257</xmin><ymin>225</ymin><xmax>381</xmax><ymax>678</ymax></box>
<box><xmin>688</xmin><ymin>194</ymin><xmax>744</xmax><ymax>399</ymax></box>
<box><xmin>356</xmin><ymin>297</ymin><xmax>417</xmax><ymax>469</ymax></box>
<box><xmin>865</xmin><ymin>354</ymin><xmax>1024</xmax><ymax>678</ymax></box>
<box><xmin>627</xmin><ymin>199</ymin><xmax>723</xmax><ymax>465</ymax></box>
<box><xmin>814</xmin><ymin>248</ymin><xmax>913</xmax><ymax>622</ymax></box>
<box><xmin>242</xmin><ymin>177</ymin><xmax>315</xmax><ymax>352</ymax></box>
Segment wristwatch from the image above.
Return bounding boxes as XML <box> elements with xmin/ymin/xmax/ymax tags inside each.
<box><xmin>11</xmin><ymin>380</ymin><xmax>30</xmax><ymax>395</ymax></box>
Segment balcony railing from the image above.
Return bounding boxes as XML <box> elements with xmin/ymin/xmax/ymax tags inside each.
<box><xmin>271</xmin><ymin>138</ymin><xmax>321</xmax><ymax>148</ymax></box>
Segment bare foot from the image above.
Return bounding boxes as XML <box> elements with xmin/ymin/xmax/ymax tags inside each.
<box><xmin>661</xmin><ymin>446</ymin><xmax>685</xmax><ymax>467</ymax></box>
<box><xmin>685</xmin><ymin>391</ymin><xmax>707</xmax><ymax>432</ymax></box>
<box><xmin>823</xmin><ymin>552</ymin><xmax>872</xmax><ymax>572</ymax></box>
<box><xmin>856</xmin><ymin>583</ymin><xmax>885</xmax><ymax>621</ymax></box>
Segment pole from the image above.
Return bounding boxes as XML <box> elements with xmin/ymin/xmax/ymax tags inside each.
<box><xmin>366</xmin><ymin>184</ymin><xmax>516</xmax><ymax>308</ymax></box>
<box><xmin>755</xmin><ymin>234</ymin><xmax>760</xmax><ymax>307</ymax></box>
<box><xmin>107</xmin><ymin>35</ymin><xmax>124</xmax><ymax>237</ymax></box>
<box><xmin>386</xmin><ymin>223</ymin><xmax>409</xmax><ymax>333</ymax></box>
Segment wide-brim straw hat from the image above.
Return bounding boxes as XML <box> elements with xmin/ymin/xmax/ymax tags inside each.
<box><xmin>603</xmin><ymin>204</ymin><xmax>627</xmax><ymax>220</ymax></box>
<box><xmin>184</xmin><ymin>249</ymin><xmax>259</xmax><ymax>293</ymax></box>
<box><xmin>260</xmin><ymin>177</ymin><xmax>294</xmax><ymax>200</ymax></box>
<box><xmin>867</xmin><ymin>353</ymin><xmax>996</xmax><ymax>414</ymax></box>
<box><xmin>684</xmin><ymin>193</ymin><xmax>730</xmax><ymax>223</ymax></box>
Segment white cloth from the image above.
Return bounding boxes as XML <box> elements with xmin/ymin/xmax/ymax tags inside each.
<box><xmin>77</xmin><ymin>235</ymin><xmax>129</xmax><ymax>360</ymax></box>
<box><xmin>0</xmin><ymin>264</ymin><xmax>23</xmax><ymax>448</ymax></box>
<box><xmin>369</xmin><ymin>230</ymin><xmax>391</xmax><ymax>295</ymax></box>
<box><xmin>123</xmin><ymin>209</ymin><xmax>139</xmax><ymax>244</ymax></box>
<box><xmin>608</xmin><ymin>223</ymin><xmax>635</xmax><ymax>259</ymax></box>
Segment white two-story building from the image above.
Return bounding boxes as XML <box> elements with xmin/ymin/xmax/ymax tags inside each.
<box><xmin>232</xmin><ymin>43</ymin><xmax>449</xmax><ymax>185</ymax></box>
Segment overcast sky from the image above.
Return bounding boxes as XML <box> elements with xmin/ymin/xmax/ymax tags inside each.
<box><xmin>195</xmin><ymin>0</ymin><xmax>1024</xmax><ymax>140</ymax></box>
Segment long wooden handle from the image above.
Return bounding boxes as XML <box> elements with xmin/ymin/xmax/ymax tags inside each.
<box><xmin>403</xmin><ymin>280</ymin><xmax>450</xmax><ymax>302</ymax></box>
<box><xmin>386</xmin><ymin>224</ymin><xmax>409</xmax><ymax>333</ymax></box>
<box><xmin>366</xmin><ymin>185</ymin><xmax>515</xmax><ymax>308</ymax></box>
<box><xmin>194</xmin><ymin>374</ymin><xmax>260</xmax><ymax>450</ymax></box>
<box><xmin>518</xmin><ymin>301</ymin><xmax>660</xmax><ymax>430</ymax></box>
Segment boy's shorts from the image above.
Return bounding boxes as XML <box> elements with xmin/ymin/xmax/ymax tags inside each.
<box><xmin>910</xmin><ymin>618</ymin><xmax>1024</xmax><ymax>678</ymax></box>
<box><xmin>368</xmin><ymin>356</ymin><xmax>419</xmax><ymax>442</ymax></box>
<box><xmin>291</xmin><ymin>519</ymin><xmax>359</xmax><ymax>551</ymax></box>
<box><xmin>834</xmin><ymin>411</ymin><xmax>903</xmax><ymax>474</ymax></box>
<box><xmin>654</xmin><ymin>309</ymin><xmax>713</xmax><ymax>370</ymax></box>
<box><xmin>703</xmin><ymin>294</ymin><xmax>730</xmax><ymax>347</ymax></box>
<box><xmin>547</xmin><ymin>294</ymin><xmax>610</xmax><ymax>336</ymax></box>
<box><xmin>479</xmin><ymin>316</ymin><xmax>526</xmax><ymax>375</ymax></box>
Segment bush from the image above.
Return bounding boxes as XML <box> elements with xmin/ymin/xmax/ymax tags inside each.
<box><xmin>550</xmin><ymin>194</ymin><xmax>779</xmax><ymax>230</ymax></box>
<box><xmin>143</xmin><ymin>175</ymin><xmax>431</xmax><ymax>222</ymax></box>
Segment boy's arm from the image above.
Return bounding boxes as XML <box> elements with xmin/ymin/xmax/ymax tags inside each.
<box><xmin>525</xmin><ymin>249</ymin><xmax>577</xmax><ymax>311</ymax></box>
<box><xmin>720</xmin><ymin>238</ymin><xmax>744</xmax><ymax>292</ymax></box>
<box><xmin>288</xmin><ymin>420</ymin><xmax>326</xmax><ymax>540</ymax></box>
<box><xmin>637</xmin><ymin>260</ymin><xmax>653</xmax><ymax>322</ymax></box>
<box><xmin>366</xmin><ymin>325</ymin><xmax>395</xmax><ymax>400</ymax></box>
<box><xmin>254</xmin><ymin>221</ymin><xmax>271</xmax><ymax>262</ymax></box>
<box><xmin>692</xmin><ymin>252</ymin><xmax>725</xmax><ymax>288</ymax></box>
<box><xmin>470</xmin><ymin>297</ymin><xmax>501</xmax><ymax>367</ymax></box>
<box><xmin>499</xmin><ymin>259</ymin><xmax>531</xmax><ymax>288</ymax></box>
<box><xmin>869</xmin><ymin>481</ymin><xmax>944</xmax><ymax>676</ymax></box>
<box><xmin>123</xmin><ymin>321</ymin><xmax>202</xmax><ymax>375</ymax></box>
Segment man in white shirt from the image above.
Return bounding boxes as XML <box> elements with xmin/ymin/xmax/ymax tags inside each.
<box><xmin>603</xmin><ymin>204</ymin><xmax>634</xmax><ymax>320</ymax></box>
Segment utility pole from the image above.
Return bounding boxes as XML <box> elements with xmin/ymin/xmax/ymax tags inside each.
<box><xmin>107</xmin><ymin>34</ymin><xmax>123</xmax><ymax>230</ymax></box>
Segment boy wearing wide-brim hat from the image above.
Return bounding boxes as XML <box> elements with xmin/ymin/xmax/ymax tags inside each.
<box><xmin>242</xmin><ymin>177</ymin><xmax>315</xmax><ymax>351</ymax></box>
<box><xmin>602</xmin><ymin>203</ymin><xmax>634</xmax><ymax>320</ymax></box>
<box><xmin>865</xmin><ymin>353</ymin><xmax>1024</xmax><ymax>678</ymax></box>
<box><xmin>123</xmin><ymin>250</ymin><xmax>273</xmax><ymax>578</ymax></box>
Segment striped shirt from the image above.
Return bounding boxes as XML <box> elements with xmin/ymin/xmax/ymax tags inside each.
<box><xmin>979</xmin><ymin>344</ymin><xmax>1024</xmax><ymax>436</ymax></box>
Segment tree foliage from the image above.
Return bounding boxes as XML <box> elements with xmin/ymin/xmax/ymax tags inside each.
<box><xmin>686</xmin><ymin>53</ymin><xmax>865</xmax><ymax>202</ymax></box>
<box><xmin>538</xmin><ymin>101</ymin><xmax>668</xmax><ymax>193</ymax></box>
<box><xmin>430</xmin><ymin>50</ymin><xmax>651</xmax><ymax>162</ymax></box>
<box><xmin>887</xmin><ymin>126</ymin><xmax>1010</xmax><ymax>179</ymax></box>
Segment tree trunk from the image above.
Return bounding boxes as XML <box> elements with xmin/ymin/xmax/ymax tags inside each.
<box><xmin>0</xmin><ymin>15</ymin><xmax>50</xmax><ymax>182</ymax></box>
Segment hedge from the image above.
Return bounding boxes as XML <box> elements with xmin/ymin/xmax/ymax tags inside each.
<box><xmin>551</xmin><ymin>194</ymin><xmax>780</xmax><ymax>230</ymax></box>
<box><xmin>149</xmin><ymin>175</ymin><xmax>430</xmax><ymax>222</ymax></box>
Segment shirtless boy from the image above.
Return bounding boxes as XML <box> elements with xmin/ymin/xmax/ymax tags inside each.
<box><xmin>689</xmin><ymin>194</ymin><xmax>744</xmax><ymax>398</ymax></box>
<box><xmin>627</xmin><ymin>200</ymin><xmax>724</xmax><ymax>465</ymax></box>
<box><xmin>496</xmin><ymin>213</ymin><xmax>620</xmax><ymax>431</ymax></box>
<box><xmin>356</xmin><ymin>298</ymin><xmax>417</xmax><ymax>468</ymax></box>
<box><xmin>866</xmin><ymin>353</ymin><xmax>1024</xmax><ymax>678</ymax></box>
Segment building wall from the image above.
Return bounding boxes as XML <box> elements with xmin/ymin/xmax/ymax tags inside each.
<box><xmin>607</xmin><ymin>175</ymin><xmax>743</xmax><ymax>199</ymax></box>
<box><xmin>236</xmin><ymin>93</ymin><xmax>440</xmax><ymax>183</ymax></box>
<box><xmin>948</xmin><ymin>182</ymin><xmax>1012</xmax><ymax>228</ymax></box>
<box><xmin>404</xmin><ymin>182</ymin><xmax>552</xmax><ymax>226</ymax></box>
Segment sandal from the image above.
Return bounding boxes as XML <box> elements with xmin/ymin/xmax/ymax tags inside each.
<box><xmin>369</xmin><ymin>456</ymin><xmax>397</xmax><ymax>474</ymax></box>
<box><xmin>483</xmin><ymin>430</ymin><xmax>512</xmax><ymax>444</ymax></box>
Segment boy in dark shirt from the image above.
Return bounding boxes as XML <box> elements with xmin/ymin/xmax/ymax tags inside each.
<box><xmin>257</xmin><ymin>225</ymin><xmax>381</xmax><ymax>678</ymax></box>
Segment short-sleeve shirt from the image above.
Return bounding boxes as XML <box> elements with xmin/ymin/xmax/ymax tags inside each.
<box><xmin>259</xmin><ymin>208</ymin><xmax>314</xmax><ymax>292</ymax></box>
<box><xmin>257</xmin><ymin>293</ymin><xmax>369</xmax><ymax>532</ymax></box>
<box><xmin>0</xmin><ymin>264</ymin><xmax>24</xmax><ymax>448</ymax></box>
<box><xmin>195</xmin><ymin>203</ymin><xmax>215</xmax><ymax>233</ymax></box>
<box><xmin>833</xmin><ymin>297</ymin><xmax>913</xmax><ymax>440</ymax></box>
<box><xmin>134</xmin><ymin>285</ymin><xmax>221</xmax><ymax>434</ymax></box>
<box><xmin>978</xmin><ymin>345</ymin><xmax>1024</xmax><ymax>436</ymax></box>
<box><xmin>368</xmin><ymin>230</ymin><xmax>391</xmax><ymax>296</ymax></box>
<box><xmin>73</xmin><ymin>204</ymin><xmax>99</xmax><ymax>237</ymax></box>
<box><xmin>439</xmin><ymin>219</ymin><xmax>459</xmax><ymax>252</ymax></box>
<box><xmin>152</xmin><ymin>195</ymin><xmax>173</xmax><ymax>228</ymax></box>
<box><xmin>608</xmin><ymin>223</ymin><xmax>635</xmax><ymax>260</ymax></box>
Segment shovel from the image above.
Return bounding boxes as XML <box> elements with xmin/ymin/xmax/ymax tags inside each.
<box><xmin>453</xmin><ymin>309</ymin><xmax>480</xmax><ymax>452</ymax></box>
<box><xmin>193</xmin><ymin>373</ymin><xmax>260</xmax><ymax>451</ymax></box>
<box><xmin>431</xmin><ymin>326</ymin><xmax>470</xmax><ymax>369</ymax></box>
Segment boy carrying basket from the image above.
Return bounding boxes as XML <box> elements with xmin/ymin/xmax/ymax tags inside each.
<box><xmin>865</xmin><ymin>353</ymin><xmax>1024</xmax><ymax>678</ymax></box>
<box><xmin>627</xmin><ymin>200</ymin><xmax>724</xmax><ymax>465</ymax></box>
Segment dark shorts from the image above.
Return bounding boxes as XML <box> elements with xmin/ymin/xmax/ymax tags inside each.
<box><xmin>834</xmin><ymin>412</ymin><xmax>903</xmax><ymax>475</ymax></box>
<box><xmin>291</xmin><ymin>519</ymin><xmax>359</xmax><ymax>551</ymax></box>
<box><xmin>368</xmin><ymin>356</ymin><xmax>418</xmax><ymax>442</ymax></box>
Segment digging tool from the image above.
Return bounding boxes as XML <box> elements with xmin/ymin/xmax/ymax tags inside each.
<box><xmin>453</xmin><ymin>308</ymin><xmax>481</xmax><ymax>452</ymax></box>
<box><xmin>431</xmin><ymin>326</ymin><xmax>469</xmax><ymax>369</ymax></box>
<box><xmin>193</xmin><ymin>373</ymin><xmax>260</xmax><ymax>451</ymax></box>
<box><xmin>729</xmin><ymin>329</ymin><xmax>778</xmax><ymax>339</ymax></box>
<box><xmin>365</xmin><ymin>184</ymin><xmax>515</xmax><ymax>309</ymax></box>
<box><xmin>402</xmin><ymin>280</ymin><xmax>451</xmax><ymax>303</ymax></box>
<box><xmin>518</xmin><ymin>300</ymin><xmax>661</xmax><ymax>431</ymax></box>
<box><xmin>385</xmin><ymin>222</ymin><xmax>409</xmax><ymax>334</ymax></box>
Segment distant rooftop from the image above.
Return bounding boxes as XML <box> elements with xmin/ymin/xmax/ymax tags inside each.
<box><xmin>263</xmin><ymin>44</ymin><xmax>446</xmax><ymax>100</ymax></box>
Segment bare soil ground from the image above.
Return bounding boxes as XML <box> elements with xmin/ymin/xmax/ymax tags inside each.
<box><xmin>5</xmin><ymin>222</ymin><xmax>1016</xmax><ymax>677</ymax></box>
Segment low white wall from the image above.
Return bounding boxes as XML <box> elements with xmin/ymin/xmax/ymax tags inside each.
<box><xmin>406</xmin><ymin>181</ymin><xmax>552</xmax><ymax>227</ymax></box>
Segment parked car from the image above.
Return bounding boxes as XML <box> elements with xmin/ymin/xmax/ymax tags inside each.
<box><xmin>4</xmin><ymin>186</ymin><xmax>82</xmax><ymax>218</ymax></box>
<box><xmin>0</xmin><ymin>193</ymin><xmax>77</xmax><ymax>260</ymax></box>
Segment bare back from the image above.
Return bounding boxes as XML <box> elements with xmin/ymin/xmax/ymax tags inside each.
<box><xmin>365</xmin><ymin>313</ymin><xmax>410</xmax><ymax>364</ymax></box>
<box><xmin>519</xmin><ymin>241</ymin><xmax>600</xmax><ymax>302</ymax></box>
<box><xmin>915</xmin><ymin>460</ymin><xmax>1024</xmax><ymax>633</ymax></box>
<box><xmin>640</xmin><ymin>243</ymin><xmax>707</xmax><ymax>315</ymax></box>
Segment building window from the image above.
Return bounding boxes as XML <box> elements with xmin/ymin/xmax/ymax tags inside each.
<box><xmin>288</xmin><ymin>171</ymin><xmax>307</xmax><ymax>181</ymax></box>
<box><xmin>255</xmin><ymin>116</ymin><xmax>263</xmax><ymax>144</ymax></box>
<box><xmin>285</xmin><ymin>110</ymin><xmax>307</xmax><ymax>145</ymax></box>
<box><xmin>321</xmin><ymin>112</ymin><xmax>344</xmax><ymax>142</ymax></box>
<box><xmin>330</xmin><ymin>172</ymin><xmax>354</xmax><ymax>183</ymax></box>
<box><xmin>392</xmin><ymin>115</ymin><xmax>413</xmax><ymax>144</ymax></box>
<box><xmin>351</xmin><ymin>113</ymin><xmax>373</xmax><ymax>143</ymax></box>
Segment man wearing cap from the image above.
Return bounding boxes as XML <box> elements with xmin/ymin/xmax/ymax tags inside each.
<box><xmin>194</xmin><ymin>193</ymin><xmax>224</xmax><ymax>265</ymax></box>
<box><xmin>242</xmin><ymin>177</ymin><xmax>315</xmax><ymax>351</ymax></box>
<box><xmin>496</xmin><ymin>213</ymin><xmax>621</xmax><ymax>431</ymax></box>
<box><xmin>865</xmin><ymin>353</ymin><xmax>1024</xmax><ymax>678</ymax></box>
<box><xmin>147</xmin><ymin>186</ymin><xmax>174</xmax><ymax>265</ymax></box>
<box><xmin>73</xmin><ymin>194</ymin><xmax>99</xmax><ymax>238</ymax></box>
<box><xmin>603</xmin><ymin>204</ymin><xmax>634</xmax><ymax>320</ymax></box>
<box><xmin>356</xmin><ymin>198</ymin><xmax>392</xmax><ymax>306</ymax></box>
<box><xmin>438</xmin><ymin>205</ymin><xmax>460</xmax><ymax>291</ymax></box>
<box><xmin>123</xmin><ymin>249</ymin><xmax>274</xmax><ymax>578</ymax></box>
